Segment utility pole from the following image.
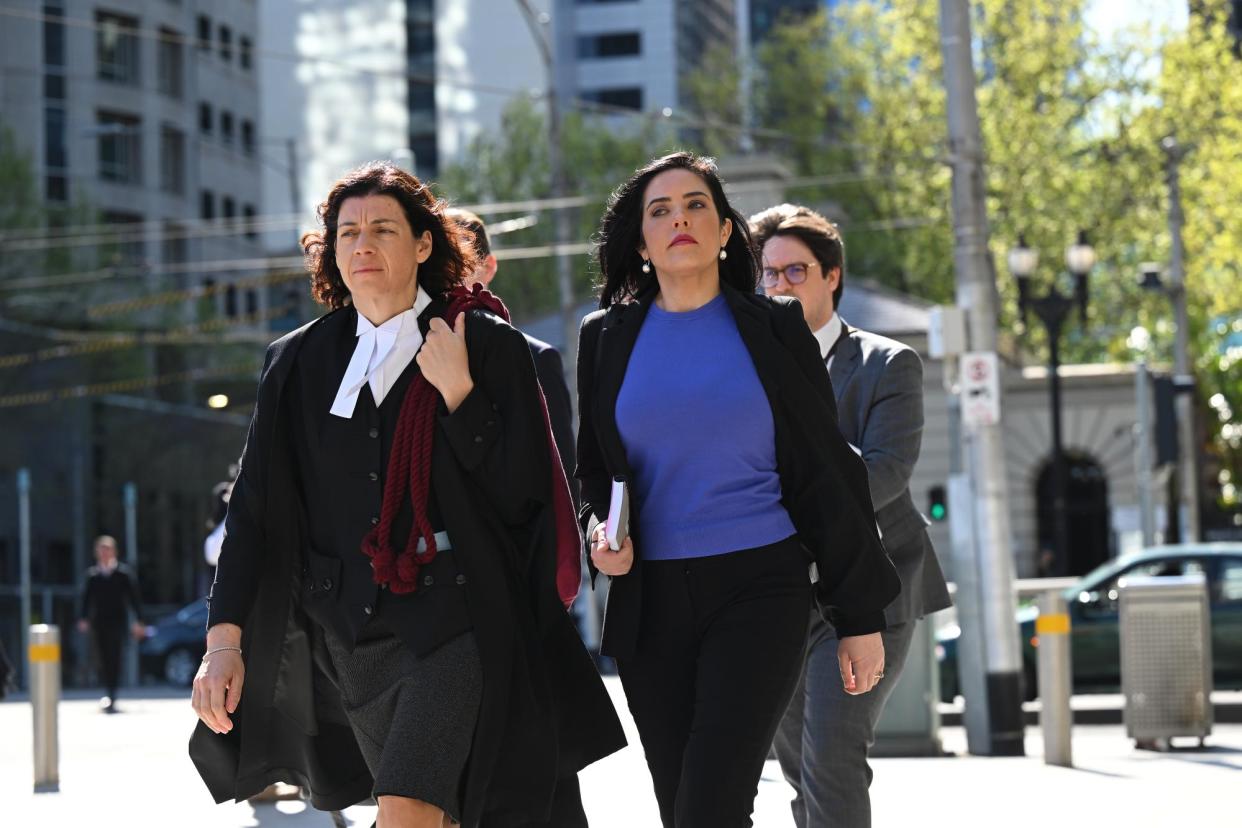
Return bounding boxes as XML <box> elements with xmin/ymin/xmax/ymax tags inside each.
<box><xmin>18</xmin><ymin>468</ymin><xmax>32</xmax><ymax>690</ymax></box>
<box><xmin>1162</xmin><ymin>136</ymin><xmax>1199</xmax><ymax>543</ymax></box>
<box><xmin>938</xmin><ymin>0</ymin><xmax>1025</xmax><ymax>756</ymax></box>
<box><xmin>516</xmin><ymin>0</ymin><xmax>578</xmax><ymax>400</ymax></box>
<box><xmin>123</xmin><ymin>483</ymin><xmax>139</xmax><ymax>688</ymax></box>
<box><xmin>735</xmin><ymin>1</ymin><xmax>755</xmax><ymax>154</ymax></box>
<box><xmin>286</xmin><ymin>139</ymin><xmax>302</xmax><ymax>250</ymax></box>
<box><xmin>1135</xmin><ymin>361</ymin><xmax>1157</xmax><ymax>546</ymax></box>
<box><xmin>1037</xmin><ymin>296</ymin><xmax>1073</xmax><ymax>576</ymax></box>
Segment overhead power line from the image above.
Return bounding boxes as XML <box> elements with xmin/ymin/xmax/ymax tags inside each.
<box><xmin>5</xmin><ymin>207</ymin><xmax>948</xmax><ymax>313</ymax></box>
<box><xmin>0</xmin><ymin>304</ymin><xmax>296</xmax><ymax>370</ymax></box>
<box><xmin>0</xmin><ymin>5</ymin><xmax>935</xmax><ymax>159</ymax></box>
<box><xmin>1</xmin><ymin>168</ymin><xmax>933</xmax><ymax>250</ymax></box>
<box><xmin>85</xmin><ymin>268</ymin><xmax>307</xmax><ymax>318</ymax></box>
<box><xmin>0</xmin><ymin>361</ymin><xmax>262</xmax><ymax>409</ymax></box>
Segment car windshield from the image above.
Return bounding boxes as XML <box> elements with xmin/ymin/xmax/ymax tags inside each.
<box><xmin>1066</xmin><ymin>550</ymin><xmax>1209</xmax><ymax>598</ymax></box>
<box><xmin>1064</xmin><ymin>557</ymin><xmax>1132</xmax><ymax>600</ymax></box>
<box><xmin>1073</xmin><ymin>557</ymin><xmax>1206</xmax><ymax>614</ymax></box>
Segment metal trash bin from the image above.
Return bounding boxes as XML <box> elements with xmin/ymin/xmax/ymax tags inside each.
<box><xmin>1119</xmin><ymin>574</ymin><xmax>1213</xmax><ymax>747</ymax></box>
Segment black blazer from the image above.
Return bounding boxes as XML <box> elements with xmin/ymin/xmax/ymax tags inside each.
<box><xmin>575</xmin><ymin>283</ymin><xmax>901</xmax><ymax>660</ymax></box>
<box><xmin>524</xmin><ymin>332</ymin><xmax>578</xmax><ymax>503</ymax></box>
<box><xmin>192</xmin><ymin>302</ymin><xmax>624</xmax><ymax>826</ymax></box>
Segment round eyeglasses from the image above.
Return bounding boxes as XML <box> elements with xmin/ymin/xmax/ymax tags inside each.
<box><xmin>761</xmin><ymin>261</ymin><xmax>819</xmax><ymax>288</ymax></box>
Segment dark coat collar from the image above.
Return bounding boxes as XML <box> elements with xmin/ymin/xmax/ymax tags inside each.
<box><xmin>829</xmin><ymin>315</ymin><xmax>861</xmax><ymax>391</ymax></box>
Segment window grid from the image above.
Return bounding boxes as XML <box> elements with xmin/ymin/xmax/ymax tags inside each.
<box><xmin>97</xmin><ymin>111</ymin><xmax>142</xmax><ymax>184</ymax></box>
<box><xmin>218</xmin><ymin>25</ymin><xmax>232</xmax><ymax>62</ymax></box>
<box><xmin>157</xmin><ymin>28</ymin><xmax>185</xmax><ymax>99</ymax></box>
<box><xmin>96</xmin><ymin>11</ymin><xmax>141</xmax><ymax>86</ymax></box>
<box><xmin>160</xmin><ymin>125</ymin><xmax>185</xmax><ymax>195</ymax></box>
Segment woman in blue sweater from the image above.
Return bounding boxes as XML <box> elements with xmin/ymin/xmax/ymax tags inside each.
<box><xmin>576</xmin><ymin>152</ymin><xmax>900</xmax><ymax>828</ymax></box>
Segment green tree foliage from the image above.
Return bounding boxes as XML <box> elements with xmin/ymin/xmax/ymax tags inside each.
<box><xmin>0</xmin><ymin>121</ymin><xmax>119</xmax><ymax>320</ymax></box>
<box><xmin>0</xmin><ymin>121</ymin><xmax>218</xmax><ymax>401</ymax></box>
<box><xmin>686</xmin><ymin>0</ymin><xmax>1242</xmax><ymax>518</ymax></box>
<box><xmin>1201</xmin><ymin>314</ymin><xmax>1242</xmax><ymax>510</ymax></box>
<box><xmin>0</xmin><ymin>124</ymin><xmax>42</xmax><ymax>239</ymax></box>
<box><xmin>436</xmin><ymin>98</ymin><xmax>677</xmax><ymax>322</ymax></box>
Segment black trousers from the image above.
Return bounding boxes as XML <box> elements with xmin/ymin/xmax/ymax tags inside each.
<box><xmin>94</xmin><ymin>625</ymin><xmax>124</xmax><ymax>698</ymax></box>
<box><xmin>616</xmin><ymin>536</ymin><xmax>812</xmax><ymax>828</ymax></box>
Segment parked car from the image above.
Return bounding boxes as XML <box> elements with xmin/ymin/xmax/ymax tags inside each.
<box><xmin>937</xmin><ymin>543</ymin><xmax>1242</xmax><ymax>702</ymax></box>
<box><xmin>139</xmin><ymin>597</ymin><xmax>207</xmax><ymax>687</ymax></box>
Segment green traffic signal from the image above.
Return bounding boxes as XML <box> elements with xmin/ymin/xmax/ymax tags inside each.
<box><xmin>928</xmin><ymin>485</ymin><xmax>947</xmax><ymax>522</ymax></box>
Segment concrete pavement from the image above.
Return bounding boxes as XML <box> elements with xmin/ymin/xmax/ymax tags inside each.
<box><xmin>3</xmin><ymin>678</ymin><xmax>1239</xmax><ymax>827</ymax></box>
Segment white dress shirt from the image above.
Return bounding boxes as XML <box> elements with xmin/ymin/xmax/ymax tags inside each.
<box><xmin>330</xmin><ymin>287</ymin><xmax>434</xmax><ymax>419</ymax></box>
<box><xmin>813</xmin><ymin>313</ymin><xmax>844</xmax><ymax>370</ymax></box>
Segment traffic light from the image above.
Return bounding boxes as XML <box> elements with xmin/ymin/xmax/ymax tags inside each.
<box><xmin>928</xmin><ymin>484</ymin><xmax>948</xmax><ymax>522</ymax></box>
<box><xmin>1153</xmin><ymin>374</ymin><xmax>1194</xmax><ymax>467</ymax></box>
<box><xmin>1153</xmin><ymin>376</ymin><xmax>1178</xmax><ymax>466</ymax></box>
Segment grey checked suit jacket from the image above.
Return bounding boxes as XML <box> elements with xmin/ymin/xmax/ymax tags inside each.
<box><xmin>830</xmin><ymin>318</ymin><xmax>952</xmax><ymax>625</ymax></box>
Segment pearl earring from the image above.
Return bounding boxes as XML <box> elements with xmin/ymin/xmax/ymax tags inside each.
<box><xmin>719</xmin><ymin>248</ymin><xmax>728</xmax><ymax>261</ymax></box>
<box><xmin>641</xmin><ymin>260</ymin><xmax>651</xmax><ymax>274</ymax></box>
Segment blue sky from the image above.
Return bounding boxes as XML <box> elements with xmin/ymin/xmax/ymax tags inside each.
<box><xmin>1085</xmin><ymin>0</ymin><xmax>1189</xmax><ymax>40</ymax></box>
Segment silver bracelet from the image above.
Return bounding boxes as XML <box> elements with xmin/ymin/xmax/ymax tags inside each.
<box><xmin>202</xmin><ymin>645</ymin><xmax>242</xmax><ymax>660</ymax></box>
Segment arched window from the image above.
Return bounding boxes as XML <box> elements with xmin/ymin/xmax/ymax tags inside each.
<box><xmin>1036</xmin><ymin>451</ymin><xmax>1111</xmax><ymax>577</ymax></box>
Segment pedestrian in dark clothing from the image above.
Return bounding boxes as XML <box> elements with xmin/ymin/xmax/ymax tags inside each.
<box><xmin>576</xmin><ymin>152</ymin><xmax>900</xmax><ymax>828</ymax></box>
<box><xmin>446</xmin><ymin>207</ymin><xmax>578</xmax><ymax>500</ymax></box>
<box><xmin>189</xmin><ymin>162</ymin><xmax>624</xmax><ymax>828</ymax></box>
<box><xmin>0</xmin><ymin>636</ymin><xmax>14</xmax><ymax>699</ymax></box>
<box><xmin>447</xmin><ymin>207</ymin><xmax>606</xmax><ymax>654</ymax></box>
<box><xmin>77</xmin><ymin>534</ymin><xmax>145</xmax><ymax>713</ymax></box>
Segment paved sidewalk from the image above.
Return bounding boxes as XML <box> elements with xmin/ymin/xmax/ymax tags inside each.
<box><xmin>3</xmin><ymin>678</ymin><xmax>1238</xmax><ymax>827</ymax></box>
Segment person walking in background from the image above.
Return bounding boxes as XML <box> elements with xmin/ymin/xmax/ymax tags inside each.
<box><xmin>576</xmin><ymin>153</ymin><xmax>900</xmax><ymax>828</ymax></box>
<box><xmin>752</xmin><ymin>203</ymin><xmax>952</xmax><ymax>828</ymax></box>
<box><xmin>190</xmin><ymin>162</ymin><xmax>622</xmax><ymax>828</ymax></box>
<box><xmin>76</xmin><ymin>534</ymin><xmax>145</xmax><ymax>713</ymax></box>
<box><xmin>446</xmin><ymin>207</ymin><xmax>577</xmax><ymax>498</ymax></box>
<box><xmin>0</xmin><ymin>636</ymin><xmax>15</xmax><ymax>700</ymax></box>
<box><xmin>446</xmin><ymin>207</ymin><xmax>606</xmax><ymax>658</ymax></box>
<box><xmin>202</xmin><ymin>472</ymin><xmax>234</xmax><ymax>571</ymax></box>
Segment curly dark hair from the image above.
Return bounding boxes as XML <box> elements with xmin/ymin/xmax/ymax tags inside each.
<box><xmin>749</xmin><ymin>203</ymin><xmax>845</xmax><ymax>309</ymax></box>
<box><xmin>301</xmin><ymin>162</ymin><xmax>476</xmax><ymax>309</ymax></box>
<box><xmin>595</xmin><ymin>152</ymin><xmax>758</xmax><ymax>308</ymax></box>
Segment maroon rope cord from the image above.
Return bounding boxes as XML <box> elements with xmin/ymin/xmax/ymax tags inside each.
<box><xmin>359</xmin><ymin>283</ymin><xmax>582</xmax><ymax>606</ymax></box>
<box><xmin>360</xmin><ymin>286</ymin><xmax>499</xmax><ymax>594</ymax></box>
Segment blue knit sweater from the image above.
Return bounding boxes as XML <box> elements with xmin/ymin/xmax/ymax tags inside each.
<box><xmin>615</xmin><ymin>293</ymin><xmax>797</xmax><ymax>560</ymax></box>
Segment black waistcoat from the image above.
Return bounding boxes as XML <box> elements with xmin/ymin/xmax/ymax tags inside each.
<box><xmin>288</xmin><ymin>308</ymin><xmax>470</xmax><ymax>657</ymax></box>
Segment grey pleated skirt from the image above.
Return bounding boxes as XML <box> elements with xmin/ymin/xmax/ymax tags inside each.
<box><xmin>322</xmin><ymin>618</ymin><xmax>483</xmax><ymax>822</ymax></box>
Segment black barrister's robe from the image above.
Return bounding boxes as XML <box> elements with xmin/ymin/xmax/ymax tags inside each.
<box><xmin>189</xmin><ymin>301</ymin><xmax>626</xmax><ymax>827</ymax></box>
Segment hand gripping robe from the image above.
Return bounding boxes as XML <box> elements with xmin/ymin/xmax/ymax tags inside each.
<box><xmin>190</xmin><ymin>285</ymin><xmax>625</xmax><ymax>827</ymax></box>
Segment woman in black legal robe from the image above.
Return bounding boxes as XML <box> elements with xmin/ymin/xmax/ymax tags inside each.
<box><xmin>190</xmin><ymin>162</ymin><xmax>624</xmax><ymax>828</ymax></box>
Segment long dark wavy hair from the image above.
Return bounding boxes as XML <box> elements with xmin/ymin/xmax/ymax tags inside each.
<box><xmin>301</xmin><ymin>162</ymin><xmax>476</xmax><ymax>310</ymax></box>
<box><xmin>595</xmin><ymin>152</ymin><xmax>758</xmax><ymax>308</ymax></box>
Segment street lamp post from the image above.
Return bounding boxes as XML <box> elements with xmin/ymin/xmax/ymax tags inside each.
<box><xmin>1138</xmin><ymin>259</ymin><xmax>1199</xmax><ymax>544</ymax></box>
<box><xmin>1009</xmin><ymin>232</ymin><xmax>1096</xmax><ymax>576</ymax></box>
<box><xmin>1161</xmin><ymin>136</ymin><xmax>1199</xmax><ymax>543</ymax></box>
<box><xmin>515</xmin><ymin>0</ymin><xmax>578</xmax><ymax>399</ymax></box>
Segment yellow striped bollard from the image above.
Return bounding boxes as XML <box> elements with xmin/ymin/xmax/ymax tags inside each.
<box><xmin>30</xmin><ymin>624</ymin><xmax>60</xmax><ymax>793</ymax></box>
<box><xmin>1036</xmin><ymin>593</ymin><xmax>1073</xmax><ymax>767</ymax></box>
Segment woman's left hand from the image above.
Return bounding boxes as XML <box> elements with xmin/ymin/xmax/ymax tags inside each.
<box><xmin>418</xmin><ymin>312</ymin><xmax>474</xmax><ymax>412</ymax></box>
<box><xmin>837</xmin><ymin>632</ymin><xmax>886</xmax><ymax>696</ymax></box>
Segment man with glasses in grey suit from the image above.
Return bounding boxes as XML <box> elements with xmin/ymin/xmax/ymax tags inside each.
<box><xmin>751</xmin><ymin>204</ymin><xmax>952</xmax><ymax>827</ymax></box>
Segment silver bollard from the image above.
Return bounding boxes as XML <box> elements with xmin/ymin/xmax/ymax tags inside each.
<box><xmin>30</xmin><ymin>624</ymin><xmax>60</xmax><ymax>793</ymax></box>
<box><xmin>1036</xmin><ymin>592</ymin><xmax>1073</xmax><ymax>767</ymax></box>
